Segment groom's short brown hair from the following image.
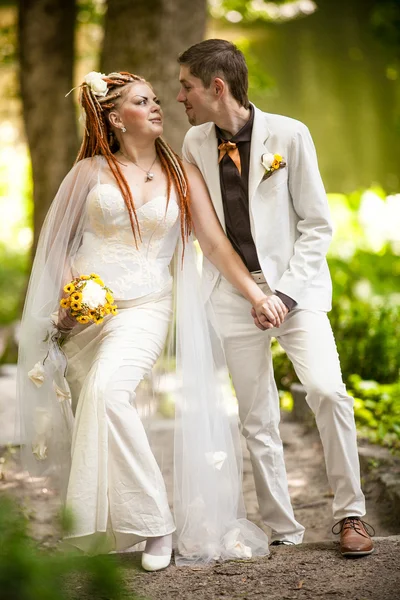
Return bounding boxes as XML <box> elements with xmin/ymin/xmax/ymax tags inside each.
<box><xmin>178</xmin><ymin>39</ymin><xmax>249</xmax><ymax>109</ymax></box>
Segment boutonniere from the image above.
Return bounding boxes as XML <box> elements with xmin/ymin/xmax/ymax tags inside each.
<box><xmin>261</xmin><ymin>152</ymin><xmax>286</xmax><ymax>181</ymax></box>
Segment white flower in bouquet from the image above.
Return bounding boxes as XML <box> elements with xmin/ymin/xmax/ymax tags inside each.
<box><xmin>60</xmin><ymin>273</ymin><xmax>117</xmax><ymax>325</ymax></box>
<box><xmin>81</xmin><ymin>279</ymin><xmax>107</xmax><ymax>309</ymax></box>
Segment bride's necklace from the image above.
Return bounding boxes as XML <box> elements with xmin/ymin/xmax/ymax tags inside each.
<box><xmin>119</xmin><ymin>150</ymin><xmax>157</xmax><ymax>182</ymax></box>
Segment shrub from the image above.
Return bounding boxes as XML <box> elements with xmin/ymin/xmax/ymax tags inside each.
<box><xmin>0</xmin><ymin>244</ymin><xmax>30</xmax><ymax>326</ymax></box>
<box><xmin>329</xmin><ymin>301</ymin><xmax>400</xmax><ymax>384</ymax></box>
<box><xmin>0</xmin><ymin>496</ymin><xmax>130</xmax><ymax>600</ymax></box>
<box><xmin>348</xmin><ymin>375</ymin><xmax>400</xmax><ymax>450</ymax></box>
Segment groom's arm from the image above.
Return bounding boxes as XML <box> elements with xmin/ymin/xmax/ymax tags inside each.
<box><xmin>274</xmin><ymin>123</ymin><xmax>333</xmax><ymax>303</ymax></box>
<box><xmin>186</xmin><ymin>162</ymin><xmax>288</xmax><ymax>328</ymax></box>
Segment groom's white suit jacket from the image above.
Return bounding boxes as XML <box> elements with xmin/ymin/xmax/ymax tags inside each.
<box><xmin>182</xmin><ymin>105</ymin><xmax>333</xmax><ymax>311</ymax></box>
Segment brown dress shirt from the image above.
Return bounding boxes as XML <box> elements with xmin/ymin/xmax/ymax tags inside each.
<box><xmin>216</xmin><ymin>105</ymin><xmax>296</xmax><ymax>311</ymax></box>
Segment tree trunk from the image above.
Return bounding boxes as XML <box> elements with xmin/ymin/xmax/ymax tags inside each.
<box><xmin>18</xmin><ymin>0</ymin><xmax>79</xmax><ymax>254</ymax></box>
<box><xmin>101</xmin><ymin>0</ymin><xmax>207</xmax><ymax>152</ymax></box>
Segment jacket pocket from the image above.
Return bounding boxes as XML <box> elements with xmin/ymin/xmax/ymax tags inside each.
<box><xmin>259</xmin><ymin>168</ymin><xmax>288</xmax><ymax>194</ymax></box>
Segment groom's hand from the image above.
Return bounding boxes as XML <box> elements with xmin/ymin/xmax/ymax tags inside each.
<box><xmin>252</xmin><ymin>295</ymin><xmax>288</xmax><ymax>330</ymax></box>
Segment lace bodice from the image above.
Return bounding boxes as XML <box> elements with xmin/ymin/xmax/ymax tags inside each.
<box><xmin>72</xmin><ymin>183</ymin><xmax>180</xmax><ymax>300</ymax></box>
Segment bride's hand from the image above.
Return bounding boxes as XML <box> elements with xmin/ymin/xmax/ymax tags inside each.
<box><xmin>57</xmin><ymin>308</ymin><xmax>77</xmax><ymax>332</ymax></box>
<box><xmin>252</xmin><ymin>295</ymin><xmax>288</xmax><ymax>330</ymax></box>
<box><xmin>251</xmin><ymin>307</ymin><xmax>272</xmax><ymax>331</ymax></box>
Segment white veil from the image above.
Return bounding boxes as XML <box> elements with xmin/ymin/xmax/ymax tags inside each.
<box><xmin>16</xmin><ymin>157</ymin><xmax>98</xmax><ymax>495</ymax></box>
<box><xmin>17</xmin><ymin>155</ymin><xmax>269</xmax><ymax>563</ymax></box>
<box><xmin>173</xmin><ymin>240</ymin><xmax>269</xmax><ymax>564</ymax></box>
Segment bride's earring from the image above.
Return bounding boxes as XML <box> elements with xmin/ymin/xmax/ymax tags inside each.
<box><xmin>121</xmin><ymin>126</ymin><xmax>126</xmax><ymax>133</ymax></box>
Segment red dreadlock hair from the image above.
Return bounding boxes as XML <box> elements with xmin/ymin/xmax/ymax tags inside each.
<box><xmin>76</xmin><ymin>71</ymin><xmax>192</xmax><ymax>249</ymax></box>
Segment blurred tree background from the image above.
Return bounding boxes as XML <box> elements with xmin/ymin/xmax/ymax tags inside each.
<box><xmin>0</xmin><ymin>0</ymin><xmax>399</xmax><ymax>448</ymax></box>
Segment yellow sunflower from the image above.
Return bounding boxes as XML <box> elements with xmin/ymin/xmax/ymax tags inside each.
<box><xmin>106</xmin><ymin>292</ymin><xmax>114</xmax><ymax>304</ymax></box>
<box><xmin>77</xmin><ymin>315</ymin><xmax>90</xmax><ymax>324</ymax></box>
<box><xmin>94</xmin><ymin>315</ymin><xmax>104</xmax><ymax>325</ymax></box>
<box><xmin>63</xmin><ymin>282</ymin><xmax>75</xmax><ymax>294</ymax></box>
<box><xmin>93</xmin><ymin>277</ymin><xmax>104</xmax><ymax>287</ymax></box>
<box><xmin>271</xmin><ymin>159</ymin><xmax>280</xmax><ymax>170</ymax></box>
<box><xmin>111</xmin><ymin>305</ymin><xmax>118</xmax><ymax>316</ymax></box>
<box><xmin>80</xmin><ymin>275</ymin><xmax>90</xmax><ymax>280</ymax></box>
<box><xmin>71</xmin><ymin>292</ymin><xmax>82</xmax><ymax>302</ymax></box>
<box><xmin>90</xmin><ymin>273</ymin><xmax>100</xmax><ymax>279</ymax></box>
<box><xmin>274</xmin><ymin>154</ymin><xmax>283</xmax><ymax>162</ymax></box>
<box><xmin>59</xmin><ymin>297</ymin><xmax>70</xmax><ymax>309</ymax></box>
<box><xmin>70</xmin><ymin>300</ymin><xmax>81</xmax><ymax>311</ymax></box>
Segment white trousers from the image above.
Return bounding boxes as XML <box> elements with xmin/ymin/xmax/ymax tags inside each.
<box><xmin>210</xmin><ymin>278</ymin><xmax>366</xmax><ymax>544</ymax></box>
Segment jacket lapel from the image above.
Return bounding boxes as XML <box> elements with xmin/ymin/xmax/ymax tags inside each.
<box><xmin>198</xmin><ymin>124</ymin><xmax>226</xmax><ymax>231</ymax></box>
<box><xmin>249</xmin><ymin>106</ymin><xmax>271</xmax><ymax>203</ymax></box>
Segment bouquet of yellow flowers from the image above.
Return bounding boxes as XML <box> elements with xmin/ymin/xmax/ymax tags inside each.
<box><xmin>59</xmin><ymin>273</ymin><xmax>118</xmax><ymax>325</ymax></box>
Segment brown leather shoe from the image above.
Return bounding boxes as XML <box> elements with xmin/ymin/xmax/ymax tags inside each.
<box><xmin>332</xmin><ymin>517</ymin><xmax>375</xmax><ymax>557</ymax></box>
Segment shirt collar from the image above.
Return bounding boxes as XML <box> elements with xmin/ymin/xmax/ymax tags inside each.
<box><xmin>216</xmin><ymin>104</ymin><xmax>254</xmax><ymax>144</ymax></box>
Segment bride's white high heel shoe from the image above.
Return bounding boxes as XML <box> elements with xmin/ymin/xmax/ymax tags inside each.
<box><xmin>141</xmin><ymin>534</ymin><xmax>172</xmax><ymax>572</ymax></box>
<box><xmin>141</xmin><ymin>550</ymin><xmax>171</xmax><ymax>572</ymax></box>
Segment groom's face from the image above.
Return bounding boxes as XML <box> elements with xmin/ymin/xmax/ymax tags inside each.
<box><xmin>177</xmin><ymin>66</ymin><xmax>217</xmax><ymax>126</ymax></box>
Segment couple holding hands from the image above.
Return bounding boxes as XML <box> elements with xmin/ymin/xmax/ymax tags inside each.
<box><xmin>18</xmin><ymin>39</ymin><xmax>373</xmax><ymax>571</ymax></box>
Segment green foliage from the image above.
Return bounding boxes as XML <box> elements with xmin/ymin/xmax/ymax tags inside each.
<box><xmin>370</xmin><ymin>0</ymin><xmax>400</xmax><ymax>59</ymax></box>
<box><xmin>349</xmin><ymin>375</ymin><xmax>400</xmax><ymax>451</ymax></box>
<box><xmin>212</xmin><ymin>0</ymin><xmax>400</xmax><ymax>58</ymax></box>
<box><xmin>77</xmin><ymin>0</ymin><xmax>107</xmax><ymax>26</ymax></box>
<box><xmin>0</xmin><ymin>19</ymin><xmax>15</xmax><ymax>66</ymax></box>
<box><xmin>274</xmin><ymin>185</ymin><xmax>400</xmax><ymax>449</ymax></box>
<box><xmin>210</xmin><ymin>0</ymin><xmax>305</xmax><ymax>24</ymax></box>
<box><xmin>0</xmin><ymin>496</ymin><xmax>131</xmax><ymax>600</ymax></box>
<box><xmin>274</xmin><ymin>300</ymin><xmax>400</xmax><ymax>449</ymax></box>
<box><xmin>330</xmin><ymin>301</ymin><xmax>400</xmax><ymax>384</ymax></box>
<box><xmin>235</xmin><ymin>38</ymin><xmax>276</xmax><ymax>93</ymax></box>
<box><xmin>274</xmin><ymin>290</ymin><xmax>400</xmax><ymax>395</ymax></box>
<box><xmin>328</xmin><ymin>248</ymin><xmax>400</xmax><ymax>303</ymax></box>
<box><xmin>0</xmin><ymin>244</ymin><xmax>30</xmax><ymax>326</ymax></box>
<box><xmin>272</xmin><ymin>339</ymin><xmax>297</xmax><ymax>391</ymax></box>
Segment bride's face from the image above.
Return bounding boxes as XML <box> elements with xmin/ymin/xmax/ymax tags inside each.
<box><xmin>111</xmin><ymin>81</ymin><xmax>163</xmax><ymax>139</ymax></box>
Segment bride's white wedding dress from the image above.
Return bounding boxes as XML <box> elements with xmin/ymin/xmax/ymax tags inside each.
<box><xmin>63</xmin><ymin>183</ymin><xmax>179</xmax><ymax>553</ymax></box>
<box><xmin>18</xmin><ymin>157</ymin><xmax>270</xmax><ymax>564</ymax></box>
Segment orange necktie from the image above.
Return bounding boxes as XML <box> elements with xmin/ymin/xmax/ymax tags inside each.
<box><xmin>218</xmin><ymin>141</ymin><xmax>241</xmax><ymax>175</ymax></box>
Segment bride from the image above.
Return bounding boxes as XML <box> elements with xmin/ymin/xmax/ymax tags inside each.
<box><xmin>17</xmin><ymin>71</ymin><xmax>273</xmax><ymax>571</ymax></box>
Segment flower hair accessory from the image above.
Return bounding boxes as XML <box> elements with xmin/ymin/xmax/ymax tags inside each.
<box><xmin>84</xmin><ymin>71</ymin><xmax>108</xmax><ymax>97</ymax></box>
<box><xmin>261</xmin><ymin>152</ymin><xmax>286</xmax><ymax>181</ymax></box>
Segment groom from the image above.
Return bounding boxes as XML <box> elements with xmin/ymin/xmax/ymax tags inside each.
<box><xmin>177</xmin><ymin>39</ymin><xmax>374</xmax><ymax>557</ymax></box>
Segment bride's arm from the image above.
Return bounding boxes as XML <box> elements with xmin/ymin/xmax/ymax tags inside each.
<box><xmin>185</xmin><ymin>162</ymin><xmax>286</xmax><ymax>328</ymax></box>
